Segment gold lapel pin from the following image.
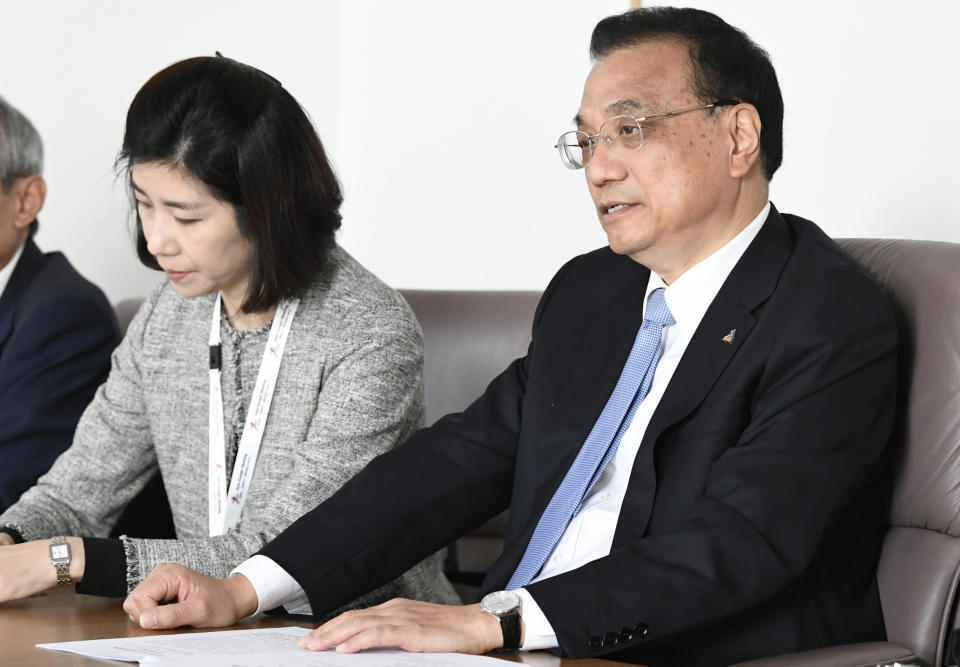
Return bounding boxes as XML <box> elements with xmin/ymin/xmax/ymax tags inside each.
<box><xmin>722</xmin><ymin>329</ymin><xmax>737</xmax><ymax>344</ymax></box>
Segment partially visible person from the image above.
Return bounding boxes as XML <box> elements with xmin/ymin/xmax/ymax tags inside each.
<box><xmin>0</xmin><ymin>57</ymin><xmax>458</xmax><ymax>611</ymax></box>
<box><xmin>0</xmin><ymin>95</ymin><xmax>119</xmax><ymax>512</ymax></box>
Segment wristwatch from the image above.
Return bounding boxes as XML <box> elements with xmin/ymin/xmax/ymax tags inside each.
<box><xmin>49</xmin><ymin>536</ymin><xmax>72</xmax><ymax>586</ymax></box>
<box><xmin>480</xmin><ymin>590</ymin><xmax>522</xmax><ymax>652</ymax></box>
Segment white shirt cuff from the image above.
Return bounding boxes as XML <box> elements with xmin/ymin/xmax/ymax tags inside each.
<box><xmin>231</xmin><ymin>555</ymin><xmax>312</xmax><ymax>618</ymax></box>
<box><xmin>515</xmin><ymin>587</ymin><xmax>558</xmax><ymax>650</ymax></box>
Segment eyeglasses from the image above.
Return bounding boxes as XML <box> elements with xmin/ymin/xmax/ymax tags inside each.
<box><xmin>555</xmin><ymin>100</ymin><xmax>739</xmax><ymax>170</ymax></box>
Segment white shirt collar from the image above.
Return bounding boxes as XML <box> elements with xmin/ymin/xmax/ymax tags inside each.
<box><xmin>643</xmin><ymin>201</ymin><xmax>771</xmax><ymax>333</ymax></box>
<box><xmin>0</xmin><ymin>241</ymin><xmax>26</xmax><ymax>300</ymax></box>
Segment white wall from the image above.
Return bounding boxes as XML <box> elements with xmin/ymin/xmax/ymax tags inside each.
<box><xmin>333</xmin><ymin>0</ymin><xmax>625</xmax><ymax>292</ymax></box>
<box><xmin>2</xmin><ymin>0</ymin><xmax>957</xmax><ymax>304</ymax></box>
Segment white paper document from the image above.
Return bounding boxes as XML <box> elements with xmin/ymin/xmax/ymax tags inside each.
<box><xmin>37</xmin><ymin>626</ymin><xmax>504</xmax><ymax>666</ymax></box>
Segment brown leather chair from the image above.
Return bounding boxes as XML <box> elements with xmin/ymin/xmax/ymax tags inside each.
<box><xmin>113</xmin><ymin>298</ymin><xmax>144</xmax><ymax>336</ymax></box>
<box><xmin>399</xmin><ymin>290</ymin><xmax>541</xmax><ymax>427</ymax></box>
<box><xmin>734</xmin><ymin>239</ymin><xmax>960</xmax><ymax>666</ymax></box>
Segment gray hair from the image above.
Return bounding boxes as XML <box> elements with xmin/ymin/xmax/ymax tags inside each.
<box><xmin>0</xmin><ymin>95</ymin><xmax>44</xmax><ymax>192</ymax></box>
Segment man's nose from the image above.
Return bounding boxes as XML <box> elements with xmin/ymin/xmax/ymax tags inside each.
<box><xmin>585</xmin><ymin>138</ymin><xmax>628</xmax><ymax>187</ymax></box>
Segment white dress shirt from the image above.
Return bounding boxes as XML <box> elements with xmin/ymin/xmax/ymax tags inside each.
<box><xmin>0</xmin><ymin>241</ymin><xmax>26</xmax><ymax>299</ymax></box>
<box><xmin>234</xmin><ymin>202</ymin><xmax>772</xmax><ymax>643</ymax></box>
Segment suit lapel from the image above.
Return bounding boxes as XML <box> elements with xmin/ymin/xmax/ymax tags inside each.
<box><xmin>0</xmin><ymin>239</ymin><xmax>43</xmax><ymax>351</ymax></box>
<box><xmin>531</xmin><ymin>279</ymin><xmax>648</xmax><ymax>499</ymax></box>
<box><xmin>645</xmin><ymin>288</ymin><xmax>757</xmax><ymax>439</ymax></box>
<box><xmin>614</xmin><ymin>205</ymin><xmax>797</xmax><ymax>544</ymax></box>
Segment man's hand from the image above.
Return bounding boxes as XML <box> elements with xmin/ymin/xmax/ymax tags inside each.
<box><xmin>0</xmin><ymin>537</ymin><xmax>84</xmax><ymax>602</ymax></box>
<box><xmin>123</xmin><ymin>563</ymin><xmax>259</xmax><ymax>629</ymax></box>
<box><xmin>298</xmin><ymin>599</ymin><xmax>510</xmax><ymax>655</ymax></box>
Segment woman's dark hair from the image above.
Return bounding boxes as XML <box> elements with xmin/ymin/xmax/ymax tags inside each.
<box><xmin>591</xmin><ymin>7</ymin><xmax>784</xmax><ymax>180</ymax></box>
<box><xmin>119</xmin><ymin>55</ymin><xmax>343</xmax><ymax>313</ymax></box>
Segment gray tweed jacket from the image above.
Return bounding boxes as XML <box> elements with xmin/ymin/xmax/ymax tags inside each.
<box><xmin>0</xmin><ymin>245</ymin><xmax>459</xmax><ymax>609</ymax></box>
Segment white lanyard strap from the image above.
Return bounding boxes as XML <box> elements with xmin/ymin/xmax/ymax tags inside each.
<box><xmin>207</xmin><ymin>294</ymin><xmax>299</xmax><ymax>536</ymax></box>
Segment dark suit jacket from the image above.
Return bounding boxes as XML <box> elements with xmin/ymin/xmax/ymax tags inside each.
<box><xmin>0</xmin><ymin>238</ymin><xmax>119</xmax><ymax>511</ymax></box>
<box><xmin>260</xmin><ymin>206</ymin><xmax>897</xmax><ymax>666</ymax></box>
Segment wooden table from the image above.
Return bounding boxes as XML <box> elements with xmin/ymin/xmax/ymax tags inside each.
<box><xmin>1</xmin><ymin>587</ymin><xmax>628</xmax><ymax>666</ymax></box>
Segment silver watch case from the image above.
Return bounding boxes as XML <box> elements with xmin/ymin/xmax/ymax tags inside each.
<box><xmin>49</xmin><ymin>536</ymin><xmax>72</xmax><ymax>585</ymax></box>
<box><xmin>480</xmin><ymin>590</ymin><xmax>522</xmax><ymax>616</ymax></box>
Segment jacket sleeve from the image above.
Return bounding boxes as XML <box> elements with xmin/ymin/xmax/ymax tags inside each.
<box><xmin>0</xmin><ymin>289</ymin><xmax>159</xmax><ymax>540</ymax></box>
<box><xmin>257</xmin><ymin>255</ymin><xmax>579</xmax><ymax>616</ymax></box>
<box><xmin>0</xmin><ymin>281</ymin><xmax>118</xmax><ymax>511</ymax></box>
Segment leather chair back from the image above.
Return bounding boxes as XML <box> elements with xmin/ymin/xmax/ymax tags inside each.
<box><xmin>837</xmin><ymin>239</ymin><xmax>960</xmax><ymax>666</ymax></box>
<box><xmin>399</xmin><ymin>290</ymin><xmax>540</xmax><ymax>426</ymax></box>
<box><xmin>114</xmin><ymin>298</ymin><xmax>143</xmax><ymax>336</ymax></box>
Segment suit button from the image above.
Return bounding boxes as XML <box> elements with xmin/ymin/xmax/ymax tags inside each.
<box><xmin>619</xmin><ymin>627</ymin><xmax>634</xmax><ymax>642</ymax></box>
<box><xmin>588</xmin><ymin>636</ymin><xmax>603</xmax><ymax>650</ymax></box>
<box><xmin>604</xmin><ymin>632</ymin><xmax>619</xmax><ymax>647</ymax></box>
<box><xmin>635</xmin><ymin>623</ymin><xmax>649</xmax><ymax>637</ymax></box>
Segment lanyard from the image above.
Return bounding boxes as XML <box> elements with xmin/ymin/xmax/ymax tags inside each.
<box><xmin>207</xmin><ymin>294</ymin><xmax>299</xmax><ymax>536</ymax></box>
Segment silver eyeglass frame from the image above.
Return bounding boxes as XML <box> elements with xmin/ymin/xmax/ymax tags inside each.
<box><xmin>555</xmin><ymin>99</ymin><xmax>739</xmax><ymax>170</ymax></box>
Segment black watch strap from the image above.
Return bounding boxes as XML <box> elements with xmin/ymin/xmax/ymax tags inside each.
<box><xmin>496</xmin><ymin>612</ymin><xmax>522</xmax><ymax>652</ymax></box>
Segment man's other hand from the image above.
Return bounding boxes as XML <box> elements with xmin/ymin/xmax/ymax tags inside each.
<box><xmin>298</xmin><ymin>598</ymin><xmax>509</xmax><ymax>655</ymax></box>
<box><xmin>123</xmin><ymin>563</ymin><xmax>258</xmax><ymax>629</ymax></box>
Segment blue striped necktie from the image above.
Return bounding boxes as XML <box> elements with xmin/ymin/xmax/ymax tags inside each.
<box><xmin>507</xmin><ymin>287</ymin><xmax>675</xmax><ymax>590</ymax></box>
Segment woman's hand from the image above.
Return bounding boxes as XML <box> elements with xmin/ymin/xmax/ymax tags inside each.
<box><xmin>0</xmin><ymin>533</ymin><xmax>14</xmax><ymax>547</ymax></box>
<box><xmin>0</xmin><ymin>537</ymin><xmax>84</xmax><ymax>602</ymax></box>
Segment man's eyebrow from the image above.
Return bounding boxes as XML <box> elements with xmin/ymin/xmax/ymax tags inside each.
<box><xmin>607</xmin><ymin>99</ymin><xmax>647</xmax><ymax>116</ymax></box>
<box><xmin>573</xmin><ymin>99</ymin><xmax>651</xmax><ymax>129</ymax></box>
<box><xmin>130</xmin><ymin>181</ymin><xmax>205</xmax><ymax>210</ymax></box>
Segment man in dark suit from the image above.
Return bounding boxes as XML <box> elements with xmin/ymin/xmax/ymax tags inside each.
<box><xmin>124</xmin><ymin>8</ymin><xmax>897</xmax><ymax>665</ymax></box>
<box><xmin>0</xmin><ymin>95</ymin><xmax>120</xmax><ymax>513</ymax></box>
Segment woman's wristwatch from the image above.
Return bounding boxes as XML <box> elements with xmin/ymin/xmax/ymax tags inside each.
<box><xmin>49</xmin><ymin>536</ymin><xmax>72</xmax><ymax>586</ymax></box>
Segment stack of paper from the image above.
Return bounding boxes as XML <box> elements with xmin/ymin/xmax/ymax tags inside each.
<box><xmin>37</xmin><ymin>626</ymin><xmax>506</xmax><ymax>666</ymax></box>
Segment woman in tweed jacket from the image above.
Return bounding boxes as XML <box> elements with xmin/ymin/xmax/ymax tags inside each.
<box><xmin>0</xmin><ymin>55</ymin><xmax>459</xmax><ymax>612</ymax></box>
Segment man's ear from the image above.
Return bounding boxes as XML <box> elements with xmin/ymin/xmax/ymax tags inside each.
<box><xmin>12</xmin><ymin>174</ymin><xmax>46</xmax><ymax>230</ymax></box>
<box><xmin>727</xmin><ymin>104</ymin><xmax>763</xmax><ymax>179</ymax></box>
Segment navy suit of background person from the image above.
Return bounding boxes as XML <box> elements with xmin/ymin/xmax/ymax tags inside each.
<box><xmin>125</xmin><ymin>8</ymin><xmax>898</xmax><ymax>666</ymax></box>
<box><xmin>0</xmin><ymin>95</ymin><xmax>172</xmax><ymax>539</ymax></box>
